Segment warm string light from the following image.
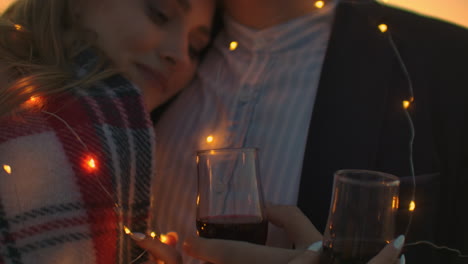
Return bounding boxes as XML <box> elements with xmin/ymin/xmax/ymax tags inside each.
<box><xmin>14</xmin><ymin>24</ymin><xmax>23</xmax><ymax>31</ymax></box>
<box><xmin>229</xmin><ymin>41</ymin><xmax>238</xmax><ymax>51</ymax></box>
<box><xmin>206</xmin><ymin>135</ymin><xmax>214</xmax><ymax>143</ymax></box>
<box><xmin>23</xmin><ymin>95</ymin><xmax>44</xmax><ymax>109</ymax></box>
<box><xmin>87</xmin><ymin>157</ymin><xmax>96</xmax><ymax>169</ymax></box>
<box><xmin>3</xmin><ymin>164</ymin><xmax>12</xmax><ymax>174</ymax></box>
<box><xmin>378</xmin><ymin>24</ymin><xmax>388</xmax><ymax>33</ymax></box>
<box><xmin>29</xmin><ymin>96</ymin><xmax>39</xmax><ymax>102</ymax></box>
<box><xmin>159</xmin><ymin>234</ymin><xmax>170</xmax><ymax>244</ymax></box>
<box><xmin>403</xmin><ymin>100</ymin><xmax>411</xmax><ymax>109</ymax></box>
<box><xmin>315</xmin><ymin>1</ymin><xmax>325</xmax><ymax>9</ymax></box>
<box><xmin>388</xmin><ymin>24</ymin><xmax>467</xmax><ymax>258</ymax></box>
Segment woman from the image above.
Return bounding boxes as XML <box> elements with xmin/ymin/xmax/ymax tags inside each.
<box><xmin>0</xmin><ymin>0</ymin><xmax>214</xmax><ymax>263</ymax></box>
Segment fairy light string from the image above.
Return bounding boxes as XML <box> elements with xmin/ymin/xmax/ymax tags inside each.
<box><xmin>223</xmin><ymin>0</ymin><xmax>468</xmax><ymax>259</ymax></box>
<box><xmin>376</xmin><ymin>13</ymin><xmax>468</xmax><ymax>260</ymax></box>
<box><xmin>1</xmin><ymin>21</ymin><xmax>169</xmax><ymax>263</ymax></box>
<box><xmin>3</xmin><ymin>0</ymin><xmax>467</xmax><ymax>261</ymax></box>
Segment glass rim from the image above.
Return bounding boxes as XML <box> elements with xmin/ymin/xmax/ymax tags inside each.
<box><xmin>335</xmin><ymin>169</ymin><xmax>400</xmax><ymax>186</ymax></box>
<box><xmin>196</xmin><ymin>147</ymin><xmax>258</xmax><ymax>155</ymax></box>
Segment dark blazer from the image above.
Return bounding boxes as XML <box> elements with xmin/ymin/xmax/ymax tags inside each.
<box><xmin>297</xmin><ymin>2</ymin><xmax>468</xmax><ymax>263</ymax></box>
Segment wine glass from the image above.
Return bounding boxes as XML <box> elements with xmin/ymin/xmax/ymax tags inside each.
<box><xmin>321</xmin><ymin>169</ymin><xmax>400</xmax><ymax>264</ymax></box>
<box><xmin>196</xmin><ymin>148</ymin><xmax>268</xmax><ymax>244</ymax></box>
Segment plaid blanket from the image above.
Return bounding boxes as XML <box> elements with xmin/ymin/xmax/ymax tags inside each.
<box><xmin>0</xmin><ymin>53</ymin><xmax>155</xmax><ymax>264</ymax></box>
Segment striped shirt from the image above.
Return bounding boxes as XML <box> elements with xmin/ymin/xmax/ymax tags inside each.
<box><xmin>152</xmin><ymin>4</ymin><xmax>336</xmax><ymax>263</ymax></box>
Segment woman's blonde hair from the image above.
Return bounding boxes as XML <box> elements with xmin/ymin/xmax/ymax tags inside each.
<box><xmin>0</xmin><ymin>0</ymin><xmax>114</xmax><ymax>117</ymax></box>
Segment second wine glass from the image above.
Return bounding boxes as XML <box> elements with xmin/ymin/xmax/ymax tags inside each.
<box><xmin>321</xmin><ymin>169</ymin><xmax>400</xmax><ymax>264</ymax></box>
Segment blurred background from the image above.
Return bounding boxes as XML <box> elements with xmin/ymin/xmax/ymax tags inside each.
<box><xmin>0</xmin><ymin>0</ymin><xmax>467</xmax><ymax>28</ymax></box>
<box><xmin>378</xmin><ymin>0</ymin><xmax>468</xmax><ymax>28</ymax></box>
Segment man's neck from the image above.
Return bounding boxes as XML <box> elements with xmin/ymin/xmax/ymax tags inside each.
<box><xmin>224</xmin><ymin>0</ymin><xmax>329</xmax><ymax>29</ymax></box>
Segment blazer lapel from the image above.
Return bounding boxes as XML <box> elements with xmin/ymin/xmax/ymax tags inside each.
<box><xmin>297</xmin><ymin>2</ymin><xmax>398</xmax><ymax>232</ymax></box>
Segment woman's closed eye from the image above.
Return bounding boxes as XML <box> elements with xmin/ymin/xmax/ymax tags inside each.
<box><xmin>146</xmin><ymin>1</ymin><xmax>169</xmax><ymax>24</ymax></box>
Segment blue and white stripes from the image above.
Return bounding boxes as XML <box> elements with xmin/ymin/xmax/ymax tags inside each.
<box><xmin>152</xmin><ymin>4</ymin><xmax>336</xmax><ymax>264</ymax></box>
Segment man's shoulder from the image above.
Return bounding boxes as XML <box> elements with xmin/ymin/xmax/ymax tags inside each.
<box><xmin>375</xmin><ymin>3</ymin><xmax>468</xmax><ymax>46</ymax></box>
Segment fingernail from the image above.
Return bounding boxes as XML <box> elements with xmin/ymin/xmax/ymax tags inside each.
<box><xmin>307</xmin><ymin>241</ymin><xmax>323</xmax><ymax>252</ymax></box>
<box><xmin>128</xmin><ymin>232</ymin><xmax>146</xmax><ymax>241</ymax></box>
<box><xmin>393</xmin><ymin>235</ymin><xmax>405</xmax><ymax>250</ymax></box>
<box><xmin>399</xmin><ymin>254</ymin><xmax>406</xmax><ymax>264</ymax></box>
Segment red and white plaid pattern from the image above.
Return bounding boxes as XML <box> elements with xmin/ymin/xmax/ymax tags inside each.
<box><xmin>0</xmin><ymin>62</ymin><xmax>155</xmax><ymax>264</ymax></box>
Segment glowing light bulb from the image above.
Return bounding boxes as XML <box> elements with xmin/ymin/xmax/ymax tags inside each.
<box><xmin>124</xmin><ymin>226</ymin><xmax>132</xmax><ymax>235</ymax></box>
<box><xmin>378</xmin><ymin>24</ymin><xmax>388</xmax><ymax>33</ymax></box>
<box><xmin>409</xmin><ymin>200</ymin><xmax>416</xmax><ymax>211</ymax></box>
<box><xmin>24</xmin><ymin>95</ymin><xmax>43</xmax><ymax>108</ymax></box>
<box><xmin>229</xmin><ymin>41</ymin><xmax>238</xmax><ymax>51</ymax></box>
<box><xmin>160</xmin><ymin>234</ymin><xmax>169</xmax><ymax>244</ymax></box>
<box><xmin>83</xmin><ymin>155</ymin><xmax>98</xmax><ymax>172</ymax></box>
<box><xmin>88</xmin><ymin>158</ymin><xmax>96</xmax><ymax>169</ymax></box>
<box><xmin>403</xmin><ymin>100</ymin><xmax>411</xmax><ymax>109</ymax></box>
<box><xmin>206</xmin><ymin>135</ymin><xmax>214</xmax><ymax>143</ymax></box>
<box><xmin>3</xmin><ymin>165</ymin><xmax>12</xmax><ymax>174</ymax></box>
<box><xmin>14</xmin><ymin>24</ymin><xmax>23</xmax><ymax>31</ymax></box>
<box><xmin>315</xmin><ymin>1</ymin><xmax>325</xmax><ymax>9</ymax></box>
<box><xmin>150</xmin><ymin>232</ymin><xmax>157</xmax><ymax>239</ymax></box>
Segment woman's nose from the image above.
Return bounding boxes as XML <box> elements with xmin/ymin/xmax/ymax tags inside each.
<box><xmin>159</xmin><ymin>30</ymin><xmax>190</xmax><ymax>68</ymax></box>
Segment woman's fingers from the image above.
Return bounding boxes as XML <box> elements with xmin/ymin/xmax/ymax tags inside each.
<box><xmin>287</xmin><ymin>241</ymin><xmax>322</xmax><ymax>264</ymax></box>
<box><xmin>129</xmin><ymin>232</ymin><xmax>182</xmax><ymax>264</ymax></box>
<box><xmin>183</xmin><ymin>235</ymin><xmax>299</xmax><ymax>264</ymax></box>
<box><xmin>266</xmin><ymin>205</ymin><xmax>322</xmax><ymax>249</ymax></box>
<box><xmin>287</xmin><ymin>250</ymin><xmax>320</xmax><ymax>264</ymax></box>
<box><xmin>368</xmin><ymin>235</ymin><xmax>405</xmax><ymax>264</ymax></box>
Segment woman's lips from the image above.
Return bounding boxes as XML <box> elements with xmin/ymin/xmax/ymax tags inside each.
<box><xmin>135</xmin><ymin>63</ymin><xmax>168</xmax><ymax>93</ymax></box>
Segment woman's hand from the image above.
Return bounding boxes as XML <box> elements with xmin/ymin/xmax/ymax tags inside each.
<box><xmin>129</xmin><ymin>231</ymin><xmax>182</xmax><ymax>264</ymax></box>
<box><xmin>368</xmin><ymin>235</ymin><xmax>406</xmax><ymax>264</ymax></box>
<box><xmin>183</xmin><ymin>205</ymin><xmax>323</xmax><ymax>264</ymax></box>
<box><xmin>183</xmin><ymin>205</ymin><xmax>405</xmax><ymax>264</ymax></box>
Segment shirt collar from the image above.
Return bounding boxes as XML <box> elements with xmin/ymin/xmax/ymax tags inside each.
<box><xmin>222</xmin><ymin>0</ymin><xmax>338</xmax><ymax>53</ymax></box>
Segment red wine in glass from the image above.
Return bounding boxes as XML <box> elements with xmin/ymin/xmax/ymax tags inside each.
<box><xmin>320</xmin><ymin>239</ymin><xmax>389</xmax><ymax>264</ymax></box>
<box><xmin>196</xmin><ymin>215</ymin><xmax>268</xmax><ymax>245</ymax></box>
<box><xmin>196</xmin><ymin>148</ymin><xmax>268</xmax><ymax>245</ymax></box>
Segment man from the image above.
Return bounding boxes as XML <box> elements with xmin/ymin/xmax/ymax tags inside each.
<box><xmin>152</xmin><ymin>0</ymin><xmax>468</xmax><ymax>263</ymax></box>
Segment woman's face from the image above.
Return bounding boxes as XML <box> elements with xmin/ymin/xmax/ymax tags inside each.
<box><xmin>80</xmin><ymin>0</ymin><xmax>215</xmax><ymax>111</ymax></box>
